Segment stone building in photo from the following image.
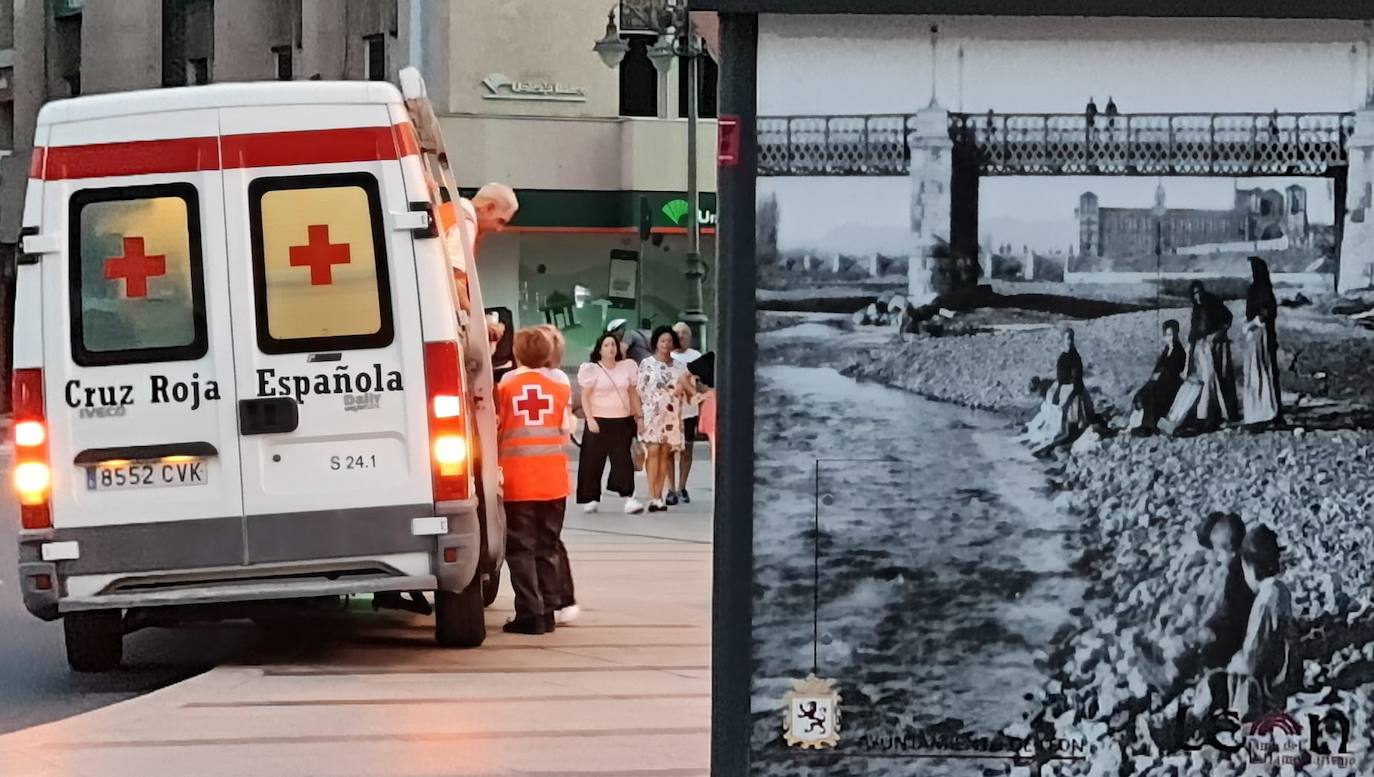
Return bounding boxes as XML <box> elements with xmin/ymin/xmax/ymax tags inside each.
<box><xmin>1077</xmin><ymin>182</ymin><xmax>1312</xmax><ymax>258</ymax></box>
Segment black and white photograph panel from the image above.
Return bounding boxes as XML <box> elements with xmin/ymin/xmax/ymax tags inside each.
<box><xmin>750</xmin><ymin>12</ymin><xmax>1374</xmax><ymax>776</ymax></box>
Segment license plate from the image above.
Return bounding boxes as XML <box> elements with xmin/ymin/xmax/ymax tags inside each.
<box><xmin>86</xmin><ymin>460</ymin><xmax>208</xmax><ymax>491</ymax></box>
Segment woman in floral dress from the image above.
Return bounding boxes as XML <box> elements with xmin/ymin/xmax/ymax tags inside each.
<box><xmin>637</xmin><ymin>326</ymin><xmax>697</xmax><ymax>512</ymax></box>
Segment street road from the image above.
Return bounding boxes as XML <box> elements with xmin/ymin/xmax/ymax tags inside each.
<box><xmin>0</xmin><ymin>450</ymin><xmax>261</xmax><ymax>735</ymax></box>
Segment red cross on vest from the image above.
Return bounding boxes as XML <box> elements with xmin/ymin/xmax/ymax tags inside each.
<box><xmin>104</xmin><ymin>236</ymin><xmax>166</xmax><ymax>298</ymax></box>
<box><xmin>289</xmin><ymin>224</ymin><xmax>351</xmax><ymax>285</ymax></box>
<box><xmin>513</xmin><ymin>384</ymin><xmax>554</xmax><ymax>426</ymax></box>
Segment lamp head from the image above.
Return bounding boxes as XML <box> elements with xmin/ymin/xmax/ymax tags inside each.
<box><xmin>593</xmin><ymin>8</ymin><xmax>629</xmax><ymax>69</ymax></box>
<box><xmin>647</xmin><ymin>33</ymin><xmax>677</xmax><ymax>75</ymax></box>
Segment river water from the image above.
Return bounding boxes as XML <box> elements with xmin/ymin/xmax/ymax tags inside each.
<box><xmin>749</xmin><ymin>365</ymin><xmax>1087</xmax><ymax>776</ymax></box>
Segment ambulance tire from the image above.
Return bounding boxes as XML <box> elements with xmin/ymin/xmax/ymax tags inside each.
<box><xmin>64</xmin><ymin>610</ymin><xmax>124</xmax><ymax>672</ymax></box>
<box><xmin>435</xmin><ymin>577</ymin><xmax>486</xmax><ymax>648</ymax></box>
<box><xmin>481</xmin><ymin>567</ymin><xmax>501</xmax><ymax>607</ymax></box>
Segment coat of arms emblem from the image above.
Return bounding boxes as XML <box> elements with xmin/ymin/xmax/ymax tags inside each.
<box><xmin>783</xmin><ymin>674</ymin><xmax>841</xmax><ymax>749</ymax></box>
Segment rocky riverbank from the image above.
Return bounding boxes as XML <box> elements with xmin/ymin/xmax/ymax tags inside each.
<box><xmin>842</xmin><ymin>302</ymin><xmax>1374</xmax><ymax>425</ymax></box>
<box><xmin>828</xmin><ymin>304</ymin><xmax>1374</xmax><ymax>774</ymax></box>
<box><xmin>1041</xmin><ymin>429</ymin><xmax>1374</xmax><ymax>775</ymax></box>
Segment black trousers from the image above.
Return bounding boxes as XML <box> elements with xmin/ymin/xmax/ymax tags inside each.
<box><xmin>553</xmin><ymin>539</ymin><xmax>575</xmax><ymax>609</ymax></box>
<box><xmin>576</xmin><ymin>416</ymin><xmax>637</xmax><ymax>504</ymax></box>
<box><xmin>505</xmin><ymin>499</ymin><xmax>568</xmax><ymax>618</ymax></box>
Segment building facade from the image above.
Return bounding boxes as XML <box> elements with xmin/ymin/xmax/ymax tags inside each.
<box><xmin>437</xmin><ymin>0</ymin><xmax>720</xmax><ymax>361</ymax></box>
<box><xmin>0</xmin><ymin>0</ymin><xmax>718</xmax><ymax>387</ymax></box>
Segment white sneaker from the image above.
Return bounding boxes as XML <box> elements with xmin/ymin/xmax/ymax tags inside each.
<box><xmin>555</xmin><ymin>604</ymin><xmax>581</xmax><ymax>625</ymax></box>
<box><xmin>623</xmin><ymin>498</ymin><xmax>646</xmax><ymax>514</ymax></box>
<box><xmin>582</xmin><ymin>501</ymin><xmax>599</xmax><ymax>514</ymax></box>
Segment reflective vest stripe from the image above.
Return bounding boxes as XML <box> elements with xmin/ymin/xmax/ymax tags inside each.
<box><xmin>499</xmin><ymin>445</ymin><xmax>567</xmax><ymax>458</ymax></box>
<box><xmin>498</xmin><ymin>438</ymin><xmax>564</xmax><ymax>452</ymax></box>
<box><xmin>500</xmin><ymin>426</ymin><xmax>563</xmax><ymax>440</ymax></box>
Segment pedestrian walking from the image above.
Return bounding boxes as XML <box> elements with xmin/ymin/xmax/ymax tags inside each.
<box><xmin>689</xmin><ymin>352</ymin><xmax>718</xmax><ymax>464</ymax></box>
<box><xmin>608</xmin><ymin>318</ymin><xmax>653</xmax><ymax>363</ymax></box>
<box><xmin>576</xmin><ymin>332</ymin><xmax>645</xmax><ymax>515</ymax></box>
<box><xmin>496</xmin><ymin>328</ymin><xmax>573</xmax><ymax>635</ymax></box>
<box><xmin>668</xmin><ymin>322</ymin><xmax>703</xmax><ymax>506</ymax></box>
<box><xmin>637</xmin><ymin>326</ymin><xmax>698</xmax><ymax>512</ymax></box>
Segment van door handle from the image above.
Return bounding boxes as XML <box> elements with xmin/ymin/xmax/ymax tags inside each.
<box><xmin>238</xmin><ymin>398</ymin><xmax>300</xmax><ymax>436</ymax></box>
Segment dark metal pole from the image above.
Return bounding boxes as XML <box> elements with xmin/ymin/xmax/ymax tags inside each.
<box><xmin>681</xmin><ymin>11</ymin><xmax>708</xmax><ymax>350</ymax></box>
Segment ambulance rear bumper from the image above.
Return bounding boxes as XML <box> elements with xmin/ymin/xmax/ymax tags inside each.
<box><xmin>17</xmin><ymin>501</ymin><xmax>483</xmax><ymax>619</ymax></box>
<box><xmin>57</xmin><ymin>574</ymin><xmax>441</xmax><ymax>613</ymax></box>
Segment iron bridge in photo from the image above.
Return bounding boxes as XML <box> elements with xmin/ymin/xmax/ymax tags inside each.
<box><xmin>756</xmin><ymin>112</ymin><xmax>1357</xmax><ymax>177</ymax></box>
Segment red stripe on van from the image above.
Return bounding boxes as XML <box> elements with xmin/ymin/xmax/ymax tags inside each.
<box><xmin>393</xmin><ymin>122</ymin><xmax>421</xmax><ymax>159</ymax></box>
<box><xmin>41</xmin><ymin>137</ymin><xmax>221</xmax><ymax>180</ymax></box>
<box><xmin>222</xmin><ymin>125</ymin><xmax>410</xmax><ymax>169</ymax></box>
<box><xmin>31</xmin><ymin>123</ymin><xmax>420</xmax><ymax>180</ymax></box>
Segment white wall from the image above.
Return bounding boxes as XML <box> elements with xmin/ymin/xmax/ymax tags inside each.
<box><xmin>758</xmin><ymin>15</ymin><xmax>1370</xmax><ymax>116</ymax></box>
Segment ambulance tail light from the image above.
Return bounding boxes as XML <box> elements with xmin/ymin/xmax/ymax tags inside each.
<box><xmin>11</xmin><ymin>368</ymin><xmax>51</xmax><ymax>529</ymax></box>
<box><xmin>424</xmin><ymin>341</ymin><xmax>470</xmax><ymax>501</ymax></box>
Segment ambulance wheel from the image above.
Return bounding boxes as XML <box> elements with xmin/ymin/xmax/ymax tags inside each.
<box><xmin>435</xmin><ymin>578</ymin><xmax>486</xmax><ymax>648</ymax></box>
<box><xmin>64</xmin><ymin>610</ymin><xmax>124</xmax><ymax>672</ymax></box>
<box><xmin>481</xmin><ymin>566</ymin><xmax>501</xmax><ymax>607</ymax></box>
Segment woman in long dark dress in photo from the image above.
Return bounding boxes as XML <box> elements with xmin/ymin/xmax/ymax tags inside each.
<box><xmin>1027</xmin><ymin>327</ymin><xmax>1095</xmax><ymax>457</ymax></box>
<box><xmin>1129</xmin><ymin>319</ymin><xmax>1187</xmax><ymax>436</ymax></box>
<box><xmin>1242</xmin><ymin>256</ymin><xmax>1282</xmax><ymax>429</ymax></box>
<box><xmin>1162</xmin><ymin>281</ymin><xmax>1238</xmax><ymax>435</ymax></box>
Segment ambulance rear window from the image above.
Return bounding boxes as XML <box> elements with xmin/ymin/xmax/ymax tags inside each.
<box><xmin>248</xmin><ymin>172</ymin><xmax>394</xmax><ymax>355</ymax></box>
<box><xmin>69</xmin><ymin>183</ymin><xmax>208</xmax><ymax>367</ymax></box>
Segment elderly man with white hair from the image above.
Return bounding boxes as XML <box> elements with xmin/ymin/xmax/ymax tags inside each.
<box><xmin>668</xmin><ymin>322</ymin><xmax>703</xmax><ymax>506</ymax></box>
<box><xmin>457</xmin><ymin>182</ymin><xmax>519</xmax><ymax>260</ymax></box>
<box><xmin>448</xmin><ymin>182</ymin><xmax>519</xmax><ymax>313</ymax></box>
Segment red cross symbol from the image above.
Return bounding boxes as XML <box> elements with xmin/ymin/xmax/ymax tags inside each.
<box><xmin>104</xmin><ymin>237</ymin><xmax>166</xmax><ymax>299</ymax></box>
<box><xmin>513</xmin><ymin>385</ymin><xmax>554</xmax><ymax>426</ymax></box>
<box><xmin>289</xmin><ymin>224</ymin><xmax>351</xmax><ymax>286</ymax></box>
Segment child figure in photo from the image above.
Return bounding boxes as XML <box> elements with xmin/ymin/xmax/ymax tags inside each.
<box><xmin>495</xmin><ymin>328</ymin><xmax>573</xmax><ymax>635</ymax></box>
<box><xmin>1183</xmin><ymin>512</ymin><xmax>1257</xmax><ymax>718</ymax></box>
<box><xmin>1227</xmin><ymin>525</ymin><xmax>1293</xmax><ymax>721</ymax></box>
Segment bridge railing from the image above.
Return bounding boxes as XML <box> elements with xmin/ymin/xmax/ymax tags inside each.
<box><xmin>757</xmin><ymin>114</ymin><xmax>910</xmax><ymax>176</ymax></box>
<box><xmin>756</xmin><ymin>112</ymin><xmax>1356</xmax><ymax>176</ymax></box>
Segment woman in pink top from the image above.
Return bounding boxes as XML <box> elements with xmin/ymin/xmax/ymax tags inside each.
<box><xmin>576</xmin><ymin>333</ymin><xmax>645</xmax><ymax>515</ymax></box>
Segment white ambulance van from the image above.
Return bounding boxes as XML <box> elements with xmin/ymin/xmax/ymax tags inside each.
<box><xmin>10</xmin><ymin>71</ymin><xmax>504</xmax><ymax>671</ymax></box>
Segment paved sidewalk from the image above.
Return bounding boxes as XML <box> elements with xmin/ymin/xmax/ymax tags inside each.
<box><xmin>0</xmin><ymin>450</ymin><xmax>713</xmax><ymax>777</ymax></box>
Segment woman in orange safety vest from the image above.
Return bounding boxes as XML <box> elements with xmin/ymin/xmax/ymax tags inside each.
<box><xmin>495</xmin><ymin>328</ymin><xmax>573</xmax><ymax>635</ymax></box>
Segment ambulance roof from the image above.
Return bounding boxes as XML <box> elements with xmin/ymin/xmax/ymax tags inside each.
<box><xmin>36</xmin><ymin>81</ymin><xmax>405</xmax><ymax>127</ymax></box>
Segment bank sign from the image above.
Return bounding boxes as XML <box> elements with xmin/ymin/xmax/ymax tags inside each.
<box><xmin>659</xmin><ymin>197</ymin><xmax>718</xmax><ymax>227</ymax></box>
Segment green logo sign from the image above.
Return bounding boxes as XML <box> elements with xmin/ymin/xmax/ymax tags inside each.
<box><xmin>661</xmin><ymin>198</ymin><xmax>717</xmax><ymax>227</ymax></box>
<box><xmin>662</xmin><ymin>199</ymin><xmax>691</xmax><ymax>225</ymax></box>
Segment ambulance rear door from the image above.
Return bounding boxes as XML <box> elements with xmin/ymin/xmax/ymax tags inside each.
<box><xmin>41</xmin><ymin>110</ymin><xmax>246</xmax><ymax>546</ymax></box>
<box><xmin>218</xmin><ymin>104</ymin><xmax>432</xmax><ymax>564</ymax></box>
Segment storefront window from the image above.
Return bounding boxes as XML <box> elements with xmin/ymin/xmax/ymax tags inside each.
<box><xmin>516</xmin><ymin>234</ymin><xmax>716</xmax><ymax>366</ymax></box>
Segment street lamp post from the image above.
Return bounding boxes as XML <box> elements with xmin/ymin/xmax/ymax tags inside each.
<box><xmin>1152</xmin><ymin>194</ymin><xmax>1167</xmax><ymax>329</ymax></box>
<box><xmin>594</xmin><ymin>0</ymin><xmax>708</xmax><ymax>350</ymax></box>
